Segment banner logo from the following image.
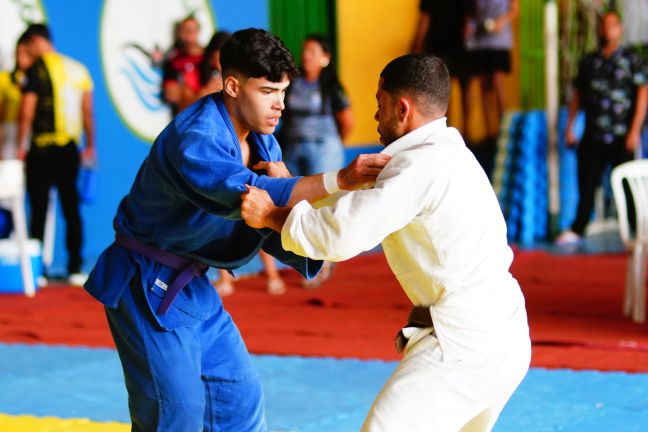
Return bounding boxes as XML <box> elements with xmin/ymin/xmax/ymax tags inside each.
<box><xmin>100</xmin><ymin>0</ymin><xmax>215</xmax><ymax>142</ymax></box>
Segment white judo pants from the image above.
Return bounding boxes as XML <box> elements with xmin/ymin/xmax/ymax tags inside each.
<box><xmin>361</xmin><ymin>324</ymin><xmax>531</xmax><ymax>431</ymax></box>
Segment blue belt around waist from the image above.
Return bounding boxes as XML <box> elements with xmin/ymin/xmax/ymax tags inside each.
<box><xmin>114</xmin><ymin>233</ymin><xmax>209</xmax><ymax>315</ymax></box>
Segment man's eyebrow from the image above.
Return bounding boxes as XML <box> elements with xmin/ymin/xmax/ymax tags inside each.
<box><xmin>261</xmin><ymin>83</ymin><xmax>289</xmax><ymax>91</ymax></box>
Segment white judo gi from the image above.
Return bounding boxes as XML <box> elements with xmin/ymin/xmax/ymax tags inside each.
<box><xmin>281</xmin><ymin>118</ymin><xmax>531</xmax><ymax>431</ymax></box>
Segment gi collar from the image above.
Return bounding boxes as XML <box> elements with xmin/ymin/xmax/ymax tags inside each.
<box><xmin>381</xmin><ymin>117</ymin><xmax>448</xmax><ymax>157</ymax></box>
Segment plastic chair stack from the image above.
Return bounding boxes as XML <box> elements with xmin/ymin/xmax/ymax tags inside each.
<box><xmin>0</xmin><ymin>160</ymin><xmax>36</xmax><ymax>296</ymax></box>
<box><xmin>611</xmin><ymin>159</ymin><xmax>648</xmax><ymax>323</ymax></box>
<box><xmin>495</xmin><ymin>110</ymin><xmax>548</xmax><ymax>246</ymax></box>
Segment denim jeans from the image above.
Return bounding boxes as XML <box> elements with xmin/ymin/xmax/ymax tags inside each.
<box><xmin>282</xmin><ymin>136</ymin><xmax>345</xmax><ymax>176</ymax></box>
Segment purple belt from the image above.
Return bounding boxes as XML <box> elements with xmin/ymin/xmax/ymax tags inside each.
<box><xmin>115</xmin><ymin>233</ymin><xmax>209</xmax><ymax>315</ymax></box>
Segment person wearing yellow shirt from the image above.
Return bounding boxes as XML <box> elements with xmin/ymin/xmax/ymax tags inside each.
<box><xmin>0</xmin><ymin>37</ymin><xmax>32</xmax><ymax>159</ymax></box>
<box><xmin>17</xmin><ymin>23</ymin><xmax>96</xmax><ymax>284</ymax></box>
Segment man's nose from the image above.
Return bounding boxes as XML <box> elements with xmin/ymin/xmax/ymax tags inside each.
<box><xmin>275</xmin><ymin>93</ymin><xmax>285</xmax><ymax>110</ymax></box>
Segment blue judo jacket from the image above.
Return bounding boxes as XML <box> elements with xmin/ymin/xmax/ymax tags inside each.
<box><xmin>85</xmin><ymin>92</ymin><xmax>322</xmax><ymax>330</ymax></box>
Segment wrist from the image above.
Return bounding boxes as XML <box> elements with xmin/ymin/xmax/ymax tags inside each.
<box><xmin>323</xmin><ymin>170</ymin><xmax>341</xmax><ymax>194</ymax></box>
<box><xmin>267</xmin><ymin>206</ymin><xmax>291</xmax><ymax>233</ymax></box>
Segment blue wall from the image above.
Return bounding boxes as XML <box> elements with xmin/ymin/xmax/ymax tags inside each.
<box><xmin>36</xmin><ymin>0</ymin><xmax>269</xmax><ymax>274</ymax></box>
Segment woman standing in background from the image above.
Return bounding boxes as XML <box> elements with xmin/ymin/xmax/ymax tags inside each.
<box><xmin>280</xmin><ymin>35</ymin><xmax>353</xmax><ymax>175</ymax></box>
<box><xmin>279</xmin><ymin>34</ymin><xmax>354</xmax><ymax>287</ymax></box>
<box><xmin>0</xmin><ymin>37</ymin><xmax>33</xmax><ymax>159</ymax></box>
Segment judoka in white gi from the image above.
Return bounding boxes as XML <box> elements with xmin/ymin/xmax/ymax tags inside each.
<box><xmin>240</xmin><ymin>54</ymin><xmax>531</xmax><ymax>432</ymax></box>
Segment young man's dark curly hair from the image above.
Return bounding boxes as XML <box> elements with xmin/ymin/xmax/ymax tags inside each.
<box><xmin>220</xmin><ymin>28</ymin><xmax>298</xmax><ymax>82</ymax></box>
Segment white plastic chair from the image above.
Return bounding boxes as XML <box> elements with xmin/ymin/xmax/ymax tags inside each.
<box><xmin>611</xmin><ymin>159</ymin><xmax>648</xmax><ymax>323</ymax></box>
<box><xmin>42</xmin><ymin>188</ymin><xmax>57</xmax><ymax>269</ymax></box>
<box><xmin>0</xmin><ymin>160</ymin><xmax>35</xmax><ymax>296</ymax></box>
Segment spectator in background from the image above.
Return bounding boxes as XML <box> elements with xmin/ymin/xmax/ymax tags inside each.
<box><xmin>623</xmin><ymin>0</ymin><xmax>648</xmax><ymax>158</ymax></box>
<box><xmin>465</xmin><ymin>0</ymin><xmax>519</xmax><ymax>179</ymax></box>
<box><xmin>556</xmin><ymin>11</ymin><xmax>648</xmax><ymax>245</ymax></box>
<box><xmin>213</xmin><ymin>250</ymin><xmax>287</xmax><ymax>296</ymax></box>
<box><xmin>0</xmin><ymin>36</ymin><xmax>33</xmax><ymax>159</ymax></box>
<box><xmin>278</xmin><ymin>34</ymin><xmax>353</xmax><ymax>288</ymax></box>
<box><xmin>17</xmin><ymin>23</ymin><xmax>96</xmax><ymax>285</ymax></box>
<box><xmin>412</xmin><ymin>0</ymin><xmax>472</xmax><ymax>139</ymax></box>
<box><xmin>197</xmin><ymin>31</ymin><xmax>230</xmax><ymax>97</ymax></box>
<box><xmin>161</xmin><ymin>15</ymin><xmax>204</xmax><ymax>115</ymax></box>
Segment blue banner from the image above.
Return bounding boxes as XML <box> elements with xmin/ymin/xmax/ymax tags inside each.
<box><xmin>0</xmin><ymin>0</ymin><xmax>269</xmax><ymax>274</ymax></box>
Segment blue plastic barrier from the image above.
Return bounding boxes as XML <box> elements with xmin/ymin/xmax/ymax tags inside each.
<box><xmin>496</xmin><ymin>110</ymin><xmax>549</xmax><ymax>246</ymax></box>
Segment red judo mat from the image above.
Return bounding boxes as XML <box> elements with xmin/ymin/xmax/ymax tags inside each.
<box><xmin>1</xmin><ymin>250</ymin><xmax>647</xmax><ymax>372</ymax></box>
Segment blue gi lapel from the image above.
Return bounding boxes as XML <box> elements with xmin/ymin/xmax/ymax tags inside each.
<box><xmin>213</xmin><ymin>92</ymin><xmax>273</xmax><ymax>163</ymax></box>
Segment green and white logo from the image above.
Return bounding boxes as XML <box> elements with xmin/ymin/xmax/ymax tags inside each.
<box><xmin>100</xmin><ymin>0</ymin><xmax>215</xmax><ymax>142</ymax></box>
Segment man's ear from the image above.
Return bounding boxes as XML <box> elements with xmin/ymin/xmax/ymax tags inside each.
<box><xmin>398</xmin><ymin>97</ymin><xmax>412</xmax><ymax>122</ymax></box>
<box><xmin>223</xmin><ymin>75</ymin><xmax>240</xmax><ymax>98</ymax></box>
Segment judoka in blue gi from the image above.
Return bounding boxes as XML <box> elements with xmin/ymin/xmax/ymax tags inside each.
<box><xmin>84</xmin><ymin>29</ymin><xmax>391</xmax><ymax>432</ymax></box>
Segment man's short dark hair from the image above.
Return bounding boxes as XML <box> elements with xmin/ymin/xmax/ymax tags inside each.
<box><xmin>380</xmin><ymin>54</ymin><xmax>451</xmax><ymax>115</ymax></box>
<box><xmin>22</xmin><ymin>23</ymin><xmax>51</xmax><ymax>42</ymax></box>
<box><xmin>220</xmin><ymin>28</ymin><xmax>298</xmax><ymax>82</ymax></box>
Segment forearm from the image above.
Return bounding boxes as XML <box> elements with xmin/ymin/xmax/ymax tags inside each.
<box><xmin>265</xmin><ymin>206</ymin><xmax>292</xmax><ymax>233</ymax></box>
<box><xmin>335</xmin><ymin>109</ymin><xmax>354</xmax><ymax>141</ymax></box>
<box><xmin>179</xmin><ymin>85</ymin><xmax>197</xmax><ymax>110</ymax></box>
<box><xmin>506</xmin><ymin>0</ymin><xmax>519</xmax><ymax>22</ymax></box>
<box><xmin>284</xmin><ymin>152</ymin><xmax>391</xmax><ymax>208</ymax></box>
<box><xmin>83</xmin><ymin>116</ymin><xmax>95</xmax><ymax>151</ymax></box>
<box><xmin>566</xmin><ymin>91</ymin><xmax>580</xmax><ymax>131</ymax></box>
<box><xmin>163</xmin><ymin>83</ymin><xmax>180</xmax><ymax>104</ymax></box>
<box><xmin>17</xmin><ymin>109</ymin><xmax>33</xmax><ymax>153</ymax></box>
<box><xmin>280</xmin><ymin>194</ymin><xmax>392</xmax><ymax>262</ymax></box>
<box><xmin>287</xmin><ymin>174</ymin><xmax>328</xmax><ymax>207</ymax></box>
<box><xmin>629</xmin><ymin>85</ymin><xmax>648</xmax><ymax>135</ymax></box>
<box><xmin>82</xmin><ymin>92</ymin><xmax>95</xmax><ymax>152</ymax></box>
<box><xmin>494</xmin><ymin>0</ymin><xmax>519</xmax><ymax>29</ymax></box>
<box><xmin>0</xmin><ymin>124</ymin><xmax>5</xmax><ymax>156</ymax></box>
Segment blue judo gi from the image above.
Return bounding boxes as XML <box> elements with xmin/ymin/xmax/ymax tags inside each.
<box><xmin>85</xmin><ymin>93</ymin><xmax>322</xmax><ymax>432</ymax></box>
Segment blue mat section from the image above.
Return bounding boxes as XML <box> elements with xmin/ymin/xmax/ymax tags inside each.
<box><xmin>2</xmin><ymin>343</ymin><xmax>648</xmax><ymax>431</ymax></box>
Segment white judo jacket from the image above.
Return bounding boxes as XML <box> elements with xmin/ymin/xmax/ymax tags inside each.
<box><xmin>281</xmin><ymin>118</ymin><xmax>529</xmax><ymax>361</ymax></box>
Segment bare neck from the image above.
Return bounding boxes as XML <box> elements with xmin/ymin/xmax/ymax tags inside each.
<box><xmin>222</xmin><ymin>95</ymin><xmax>251</xmax><ymax>145</ymax></box>
<box><xmin>404</xmin><ymin>112</ymin><xmax>443</xmax><ymax>135</ymax></box>
<box><xmin>303</xmin><ymin>69</ymin><xmax>321</xmax><ymax>82</ymax></box>
<box><xmin>602</xmin><ymin>40</ymin><xmax>620</xmax><ymax>57</ymax></box>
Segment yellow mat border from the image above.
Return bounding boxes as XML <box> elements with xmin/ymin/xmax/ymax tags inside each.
<box><xmin>0</xmin><ymin>414</ymin><xmax>129</xmax><ymax>431</ymax></box>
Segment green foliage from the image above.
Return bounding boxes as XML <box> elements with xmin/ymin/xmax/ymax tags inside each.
<box><xmin>519</xmin><ymin>0</ymin><xmax>547</xmax><ymax>110</ymax></box>
<box><xmin>269</xmin><ymin>0</ymin><xmax>334</xmax><ymax>65</ymax></box>
<box><xmin>558</xmin><ymin>0</ymin><xmax>614</xmax><ymax>103</ymax></box>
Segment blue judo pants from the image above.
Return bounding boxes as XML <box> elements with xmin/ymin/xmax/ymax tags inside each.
<box><xmin>106</xmin><ymin>274</ymin><xmax>266</xmax><ymax>431</ymax></box>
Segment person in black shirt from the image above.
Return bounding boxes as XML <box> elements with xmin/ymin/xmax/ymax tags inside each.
<box><xmin>17</xmin><ymin>23</ymin><xmax>96</xmax><ymax>283</ymax></box>
<box><xmin>556</xmin><ymin>11</ymin><xmax>648</xmax><ymax>244</ymax></box>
